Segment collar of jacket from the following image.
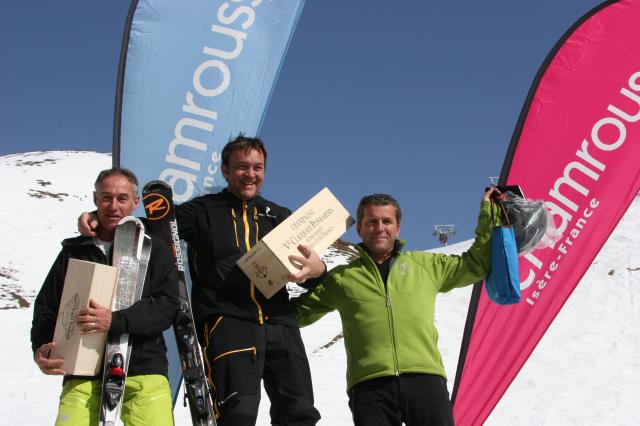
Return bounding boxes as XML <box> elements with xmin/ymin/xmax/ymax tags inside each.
<box><xmin>61</xmin><ymin>235</ymin><xmax>101</xmax><ymax>248</ymax></box>
<box><xmin>60</xmin><ymin>235</ymin><xmax>111</xmax><ymax>264</ymax></box>
<box><xmin>221</xmin><ymin>187</ymin><xmax>263</xmax><ymax>210</ymax></box>
<box><xmin>355</xmin><ymin>239</ymin><xmax>407</xmax><ymax>262</ymax></box>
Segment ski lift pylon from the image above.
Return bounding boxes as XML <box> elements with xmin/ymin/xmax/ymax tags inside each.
<box><xmin>433</xmin><ymin>224</ymin><xmax>456</xmax><ymax>246</ymax></box>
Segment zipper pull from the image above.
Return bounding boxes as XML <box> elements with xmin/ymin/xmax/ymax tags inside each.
<box><xmin>386</xmin><ymin>294</ymin><xmax>391</xmax><ymax>306</ymax></box>
<box><xmin>219</xmin><ymin>391</ymin><xmax>239</xmax><ymax>406</ymax></box>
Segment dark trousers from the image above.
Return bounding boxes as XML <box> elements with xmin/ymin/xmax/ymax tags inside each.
<box><xmin>348</xmin><ymin>374</ymin><xmax>454</xmax><ymax>426</ymax></box>
<box><xmin>202</xmin><ymin>316</ymin><xmax>320</xmax><ymax>426</ymax></box>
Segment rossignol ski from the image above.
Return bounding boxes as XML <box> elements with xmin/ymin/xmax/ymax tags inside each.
<box><xmin>142</xmin><ymin>180</ymin><xmax>217</xmax><ymax>426</ymax></box>
<box><xmin>99</xmin><ymin>216</ymin><xmax>152</xmax><ymax>426</ymax></box>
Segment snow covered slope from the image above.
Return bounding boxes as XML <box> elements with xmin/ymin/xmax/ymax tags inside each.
<box><xmin>1</xmin><ymin>151</ymin><xmax>638</xmax><ymax>425</ymax></box>
<box><xmin>0</xmin><ymin>151</ymin><xmax>111</xmax><ymax>309</ymax></box>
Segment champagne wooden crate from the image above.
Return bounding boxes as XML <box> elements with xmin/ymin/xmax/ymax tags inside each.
<box><xmin>51</xmin><ymin>258</ymin><xmax>118</xmax><ymax>375</ymax></box>
<box><xmin>238</xmin><ymin>187</ymin><xmax>354</xmax><ymax>298</ymax></box>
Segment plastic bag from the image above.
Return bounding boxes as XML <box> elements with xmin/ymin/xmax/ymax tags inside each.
<box><xmin>499</xmin><ymin>191</ymin><xmax>561</xmax><ymax>255</ymax></box>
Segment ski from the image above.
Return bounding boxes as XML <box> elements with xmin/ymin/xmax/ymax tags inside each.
<box><xmin>142</xmin><ymin>180</ymin><xmax>217</xmax><ymax>426</ymax></box>
<box><xmin>99</xmin><ymin>216</ymin><xmax>152</xmax><ymax>426</ymax></box>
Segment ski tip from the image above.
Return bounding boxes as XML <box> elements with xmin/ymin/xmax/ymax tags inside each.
<box><xmin>142</xmin><ymin>180</ymin><xmax>171</xmax><ymax>193</ymax></box>
<box><xmin>117</xmin><ymin>215</ymin><xmax>145</xmax><ymax>229</ymax></box>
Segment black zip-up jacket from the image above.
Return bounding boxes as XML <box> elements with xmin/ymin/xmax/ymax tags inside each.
<box><xmin>177</xmin><ymin>189</ymin><xmax>301</xmax><ymax>328</ymax></box>
<box><xmin>30</xmin><ymin>234</ymin><xmax>178</xmax><ymax>379</ymax></box>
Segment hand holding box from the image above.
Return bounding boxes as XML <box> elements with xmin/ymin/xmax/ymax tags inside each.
<box><xmin>238</xmin><ymin>188</ymin><xmax>354</xmax><ymax>298</ymax></box>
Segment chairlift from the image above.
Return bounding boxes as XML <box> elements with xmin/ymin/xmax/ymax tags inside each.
<box><xmin>433</xmin><ymin>224</ymin><xmax>456</xmax><ymax>246</ymax></box>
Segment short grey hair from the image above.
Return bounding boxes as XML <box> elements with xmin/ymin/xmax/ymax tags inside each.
<box><xmin>94</xmin><ymin>167</ymin><xmax>139</xmax><ymax>195</ymax></box>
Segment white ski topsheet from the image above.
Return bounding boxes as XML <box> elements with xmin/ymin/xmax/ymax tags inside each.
<box><xmin>100</xmin><ymin>219</ymin><xmax>151</xmax><ymax>425</ymax></box>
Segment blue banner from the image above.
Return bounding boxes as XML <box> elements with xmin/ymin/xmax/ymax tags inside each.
<box><xmin>115</xmin><ymin>0</ymin><xmax>305</xmax><ymax>203</ymax></box>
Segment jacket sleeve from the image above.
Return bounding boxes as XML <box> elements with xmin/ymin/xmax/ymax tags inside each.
<box><xmin>296</xmin><ymin>263</ymin><xmax>328</xmax><ymax>290</ymax></box>
<box><xmin>110</xmin><ymin>239</ymin><xmax>178</xmax><ymax>337</ymax></box>
<box><xmin>31</xmin><ymin>250</ymin><xmax>68</xmax><ymax>354</ymax></box>
<box><xmin>295</xmin><ymin>273</ymin><xmax>340</xmax><ymax>327</ymax></box>
<box><xmin>175</xmin><ymin>197</ymin><xmax>203</xmax><ymax>246</ymax></box>
<box><xmin>429</xmin><ymin>201</ymin><xmax>496</xmax><ymax>292</ymax></box>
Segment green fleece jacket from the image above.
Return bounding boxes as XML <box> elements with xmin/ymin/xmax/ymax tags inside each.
<box><xmin>296</xmin><ymin>201</ymin><xmax>494</xmax><ymax>391</ymax></box>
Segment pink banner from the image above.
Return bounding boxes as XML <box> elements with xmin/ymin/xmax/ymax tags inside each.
<box><xmin>453</xmin><ymin>1</ymin><xmax>640</xmax><ymax>424</ymax></box>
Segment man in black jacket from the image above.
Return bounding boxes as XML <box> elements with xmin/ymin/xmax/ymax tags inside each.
<box><xmin>31</xmin><ymin>167</ymin><xmax>178</xmax><ymax>425</ymax></box>
<box><xmin>174</xmin><ymin>136</ymin><xmax>322</xmax><ymax>425</ymax></box>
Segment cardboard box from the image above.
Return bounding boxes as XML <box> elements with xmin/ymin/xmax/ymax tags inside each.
<box><xmin>238</xmin><ymin>187</ymin><xmax>354</xmax><ymax>298</ymax></box>
<box><xmin>50</xmin><ymin>258</ymin><xmax>119</xmax><ymax>376</ymax></box>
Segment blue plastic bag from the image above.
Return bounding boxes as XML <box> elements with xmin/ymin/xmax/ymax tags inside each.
<box><xmin>485</xmin><ymin>225</ymin><xmax>521</xmax><ymax>305</ymax></box>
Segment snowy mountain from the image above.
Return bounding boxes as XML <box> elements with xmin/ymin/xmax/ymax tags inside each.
<box><xmin>1</xmin><ymin>151</ymin><xmax>638</xmax><ymax>425</ymax></box>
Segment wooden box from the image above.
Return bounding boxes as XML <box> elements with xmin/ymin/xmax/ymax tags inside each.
<box><xmin>238</xmin><ymin>187</ymin><xmax>354</xmax><ymax>298</ymax></box>
<box><xmin>50</xmin><ymin>259</ymin><xmax>118</xmax><ymax>376</ymax></box>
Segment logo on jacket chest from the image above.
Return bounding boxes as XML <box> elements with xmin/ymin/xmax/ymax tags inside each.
<box><xmin>259</xmin><ymin>206</ymin><xmax>277</xmax><ymax>219</ymax></box>
<box><xmin>398</xmin><ymin>262</ymin><xmax>408</xmax><ymax>276</ymax></box>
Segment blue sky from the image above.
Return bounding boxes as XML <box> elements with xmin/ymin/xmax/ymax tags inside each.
<box><xmin>2</xmin><ymin>0</ymin><xmax>603</xmax><ymax>249</ymax></box>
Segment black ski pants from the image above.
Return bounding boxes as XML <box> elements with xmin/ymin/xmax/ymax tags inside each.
<box><xmin>202</xmin><ymin>315</ymin><xmax>320</xmax><ymax>426</ymax></box>
<box><xmin>348</xmin><ymin>373</ymin><xmax>454</xmax><ymax>426</ymax></box>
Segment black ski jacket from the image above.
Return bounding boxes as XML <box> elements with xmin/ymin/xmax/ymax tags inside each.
<box><xmin>30</xmin><ymin>234</ymin><xmax>178</xmax><ymax>379</ymax></box>
<box><xmin>177</xmin><ymin>189</ymin><xmax>307</xmax><ymax>329</ymax></box>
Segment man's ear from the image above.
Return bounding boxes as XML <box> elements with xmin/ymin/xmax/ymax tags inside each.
<box><xmin>132</xmin><ymin>196</ymin><xmax>140</xmax><ymax>210</ymax></box>
<box><xmin>221</xmin><ymin>164</ymin><xmax>230</xmax><ymax>182</ymax></box>
<box><xmin>93</xmin><ymin>191</ymin><xmax>98</xmax><ymax>207</ymax></box>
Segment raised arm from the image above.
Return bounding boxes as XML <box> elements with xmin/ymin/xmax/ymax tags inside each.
<box><xmin>428</xmin><ymin>187</ymin><xmax>500</xmax><ymax>292</ymax></box>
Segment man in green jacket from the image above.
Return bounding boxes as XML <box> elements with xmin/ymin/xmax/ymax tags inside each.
<box><xmin>295</xmin><ymin>189</ymin><xmax>497</xmax><ymax>426</ymax></box>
